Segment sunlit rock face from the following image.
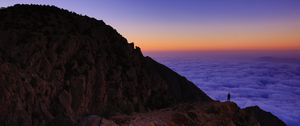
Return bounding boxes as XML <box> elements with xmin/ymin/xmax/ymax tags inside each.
<box><xmin>0</xmin><ymin>4</ymin><xmax>286</xmax><ymax>126</ymax></box>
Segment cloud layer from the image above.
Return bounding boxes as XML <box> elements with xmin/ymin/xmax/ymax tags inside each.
<box><xmin>149</xmin><ymin>52</ymin><xmax>300</xmax><ymax>126</ymax></box>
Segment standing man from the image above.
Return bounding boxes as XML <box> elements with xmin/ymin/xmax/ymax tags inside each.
<box><xmin>227</xmin><ymin>92</ymin><xmax>231</xmax><ymax>101</ymax></box>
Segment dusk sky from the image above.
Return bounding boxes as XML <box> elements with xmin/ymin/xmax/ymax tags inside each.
<box><xmin>1</xmin><ymin>0</ymin><xmax>300</xmax><ymax>51</ymax></box>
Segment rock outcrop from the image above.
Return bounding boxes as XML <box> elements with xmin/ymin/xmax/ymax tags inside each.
<box><xmin>107</xmin><ymin>102</ymin><xmax>261</xmax><ymax>126</ymax></box>
<box><xmin>244</xmin><ymin>106</ymin><xmax>286</xmax><ymax>126</ymax></box>
<box><xmin>0</xmin><ymin>4</ymin><xmax>286</xmax><ymax>126</ymax></box>
<box><xmin>77</xmin><ymin>102</ymin><xmax>286</xmax><ymax>126</ymax></box>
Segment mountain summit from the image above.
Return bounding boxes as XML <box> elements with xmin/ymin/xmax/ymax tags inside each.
<box><xmin>0</xmin><ymin>4</ymin><xmax>286</xmax><ymax>126</ymax></box>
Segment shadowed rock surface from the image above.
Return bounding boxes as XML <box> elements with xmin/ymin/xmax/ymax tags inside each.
<box><xmin>85</xmin><ymin>102</ymin><xmax>285</xmax><ymax>126</ymax></box>
<box><xmin>108</xmin><ymin>102</ymin><xmax>261</xmax><ymax>126</ymax></box>
<box><xmin>244</xmin><ymin>106</ymin><xmax>286</xmax><ymax>126</ymax></box>
<box><xmin>0</xmin><ymin>4</ymin><xmax>286</xmax><ymax>126</ymax></box>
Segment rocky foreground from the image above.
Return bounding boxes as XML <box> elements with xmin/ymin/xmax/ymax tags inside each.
<box><xmin>79</xmin><ymin>102</ymin><xmax>286</xmax><ymax>126</ymax></box>
<box><xmin>0</xmin><ymin>5</ymin><xmax>286</xmax><ymax>126</ymax></box>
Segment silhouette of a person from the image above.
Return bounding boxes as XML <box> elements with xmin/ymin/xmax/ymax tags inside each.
<box><xmin>227</xmin><ymin>92</ymin><xmax>231</xmax><ymax>101</ymax></box>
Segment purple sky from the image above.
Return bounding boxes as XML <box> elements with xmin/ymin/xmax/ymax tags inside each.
<box><xmin>1</xmin><ymin>0</ymin><xmax>300</xmax><ymax>51</ymax></box>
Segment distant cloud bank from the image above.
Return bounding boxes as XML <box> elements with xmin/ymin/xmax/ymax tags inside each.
<box><xmin>149</xmin><ymin>52</ymin><xmax>300</xmax><ymax>126</ymax></box>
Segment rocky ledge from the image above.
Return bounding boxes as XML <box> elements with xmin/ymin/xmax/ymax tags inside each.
<box><xmin>0</xmin><ymin>4</ymin><xmax>286</xmax><ymax>126</ymax></box>
<box><xmin>78</xmin><ymin>102</ymin><xmax>286</xmax><ymax>126</ymax></box>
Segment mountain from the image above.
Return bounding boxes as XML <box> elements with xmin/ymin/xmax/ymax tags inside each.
<box><xmin>0</xmin><ymin>4</ymin><xmax>286</xmax><ymax>126</ymax></box>
<box><xmin>244</xmin><ymin>106</ymin><xmax>286</xmax><ymax>126</ymax></box>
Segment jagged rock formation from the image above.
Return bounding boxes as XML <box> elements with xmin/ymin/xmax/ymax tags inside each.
<box><xmin>0</xmin><ymin>4</ymin><xmax>211</xmax><ymax>126</ymax></box>
<box><xmin>80</xmin><ymin>102</ymin><xmax>285</xmax><ymax>126</ymax></box>
<box><xmin>244</xmin><ymin>106</ymin><xmax>286</xmax><ymax>126</ymax></box>
<box><xmin>0</xmin><ymin>4</ymin><xmax>286</xmax><ymax>126</ymax></box>
<box><xmin>105</xmin><ymin>102</ymin><xmax>262</xmax><ymax>126</ymax></box>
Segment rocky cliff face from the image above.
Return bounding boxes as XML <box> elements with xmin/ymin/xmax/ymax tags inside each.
<box><xmin>244</xmin><ymin>106</ymin><xmax>286</xmax><ymax>126</ymax></box>
<box><xmin>0</xmin><ymin>5</ymin><xmax>286</xmax><ymax>126</ymax></box>
<box><xmin>0</xmin><ymin>4</ymin><xmax>211</xmax><ymax>126</ymax></box>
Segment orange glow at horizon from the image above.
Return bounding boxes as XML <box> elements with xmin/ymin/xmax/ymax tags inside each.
<box><xmin>115</xmin><ymin>18</ymin><xmax>300</xmax><ymax>52</ymax></box>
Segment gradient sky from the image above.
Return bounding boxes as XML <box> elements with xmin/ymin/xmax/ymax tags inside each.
<box><xmin>1</xmin><ymin>0</ymin><xmax>300</xmax><ymax>51</ymax></box>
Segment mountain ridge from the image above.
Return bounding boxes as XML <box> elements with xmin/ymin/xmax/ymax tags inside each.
<box><xmin>0</xmin><ymin>4</ymin><xmax>286</xmax><ymax>126</ymax></box>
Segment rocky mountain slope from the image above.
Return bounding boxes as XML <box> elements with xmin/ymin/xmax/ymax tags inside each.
<box><xmin>0</xmin><ymin>4</ymin><xmax>286</xmax><ymax>126</ymax></box>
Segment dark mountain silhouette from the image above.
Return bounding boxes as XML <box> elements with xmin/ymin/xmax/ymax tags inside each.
<box><xmin>0</xmin><ymin>4</ymin><xmax>286</xmax><ymax>126</ymax></box>
<box><xmin>244</xmin><ymin>106</ymin><xmax>286</xmax><ymax>126</ymax></box>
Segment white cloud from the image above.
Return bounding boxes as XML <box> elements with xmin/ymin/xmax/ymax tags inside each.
<box><xmin>149</xmin><ymin>53</ymin><xmax>300</xmax><ymax>126</ymax></box>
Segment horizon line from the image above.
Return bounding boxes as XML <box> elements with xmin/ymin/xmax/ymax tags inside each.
<box><xmin>142</xmin><ymin>49</ymin><xmax>300</xmax><ymax>53</ymax></box>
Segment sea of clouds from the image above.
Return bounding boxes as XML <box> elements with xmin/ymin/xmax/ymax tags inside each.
<box><xmin>146</xmin><ymin>51</ymin><xmax>300</xmax><ymax>126</ymax></box>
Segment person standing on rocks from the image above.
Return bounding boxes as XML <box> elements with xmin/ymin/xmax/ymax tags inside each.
<box><xmin>227</xmin><ymin>92</ymin><xmax>231</xmax><ymax>101</ymax></box>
